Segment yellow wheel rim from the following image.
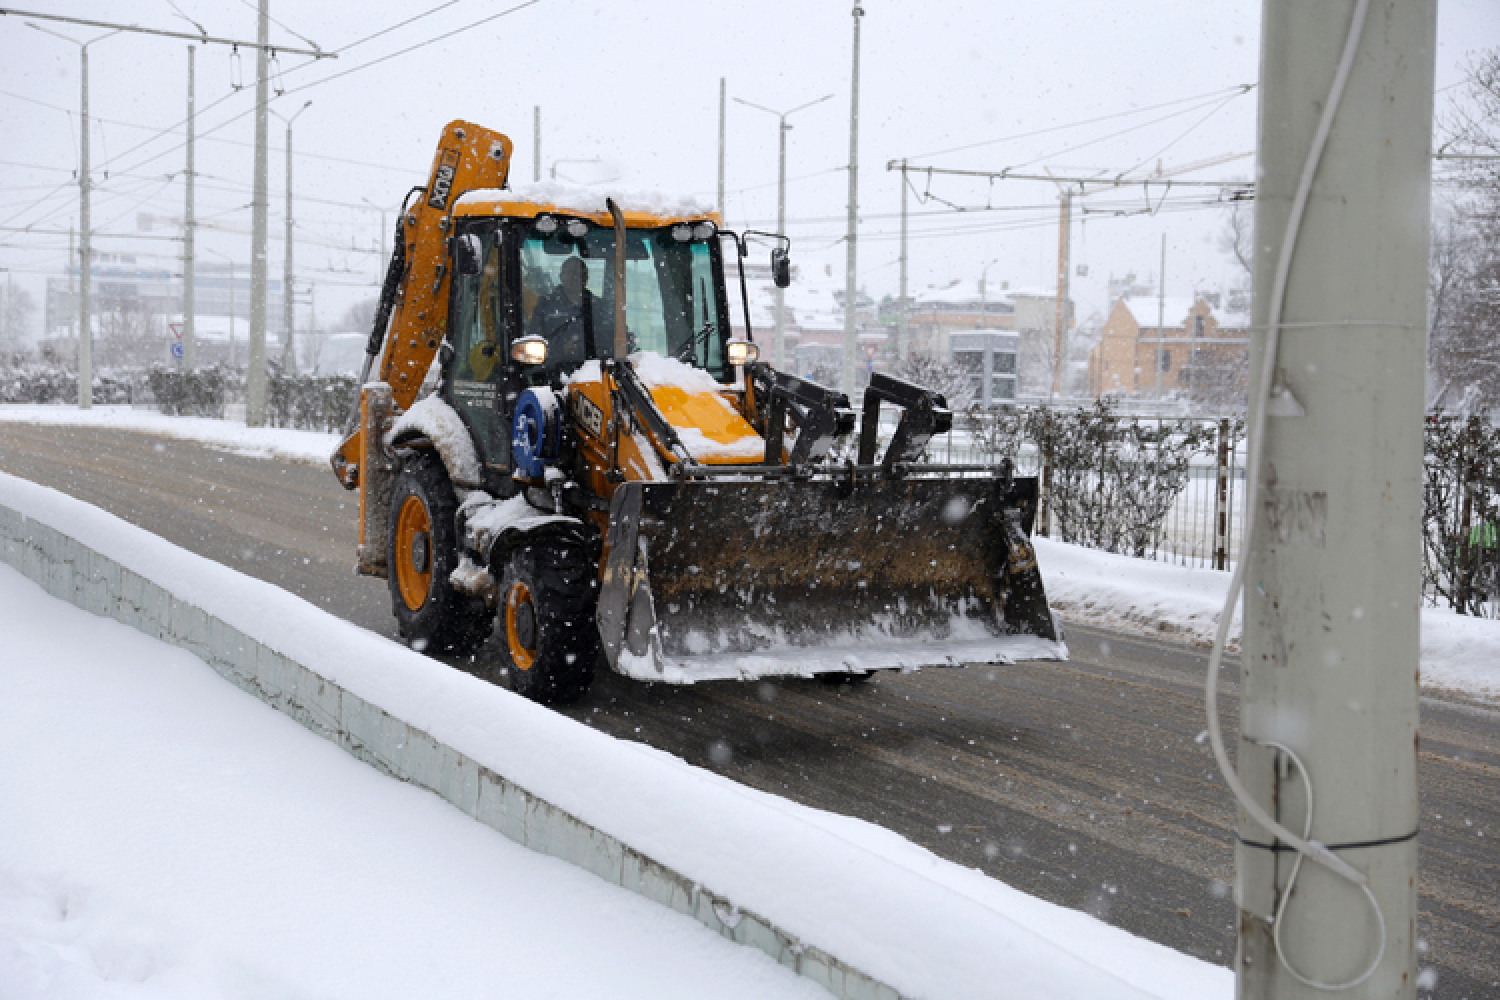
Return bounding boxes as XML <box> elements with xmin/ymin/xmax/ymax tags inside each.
<box><xmin>505</xmin><ymin>581</ymin><xmax>538</xmax><ymax>671</ymax></box>
<box><xmin>394</xmin><ymin>493</ymin><xmax>432</xmax><ymax>612</ymax></box>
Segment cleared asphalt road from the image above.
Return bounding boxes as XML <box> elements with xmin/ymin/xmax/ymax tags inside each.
<box><xmin>2</xmin><ymin>422</ymin><xmax>1495</xmax><ymax>996</ymax></box>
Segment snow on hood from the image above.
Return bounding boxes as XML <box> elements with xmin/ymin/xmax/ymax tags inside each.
<box><xmin>387</xmin><ymin>394</ymin><xmax>481</xmax><ymax>486</ymax></box>
<box><xmin>456</xmin><ymin>182</ymin><xmax>715</xmax><ymax>221</ymax></box>
<box><xmin>629</xmin><ymin>351</ymin><xmax>728</xmax><ymax>394</ymax></box>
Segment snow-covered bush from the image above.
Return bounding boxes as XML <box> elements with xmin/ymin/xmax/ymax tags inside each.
<box><xmin>1423</xmin><ymin>411</ymin><xmax>1500</xmax><ymax>616</ymax></box>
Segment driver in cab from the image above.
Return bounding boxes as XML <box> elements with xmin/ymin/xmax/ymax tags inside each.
<box><xmin>529</xmin><ymin>256</ymin><xmax>595</xmax><ymax>366</ymax></box>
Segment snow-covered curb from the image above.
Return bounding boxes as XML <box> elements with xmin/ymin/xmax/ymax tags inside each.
<box><xmin>1038</xmin><ymin>537</ymin><xmax>1500</xmax><ymax>703</ymax></box>
<box><xmin>0</xmin><ymin>404</ymin><xmax>338</xmax><ymax>468</ymax></box>
<box><xmin>0</xmin><ymin>471</ymin><xmax>1229</xmax><ymax>1000</ymax></box>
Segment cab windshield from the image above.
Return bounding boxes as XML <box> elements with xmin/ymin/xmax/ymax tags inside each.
<box><xmin>517</xmin><ymin>220</ymin><xmax>730</xmax><ymax>381</ymax></box>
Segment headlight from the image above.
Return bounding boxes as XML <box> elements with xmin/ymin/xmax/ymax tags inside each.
<box><xmin>533</xmin><ymin>214</ymin><xmax>558</xmax><ymax>235</ymax></box>
<box><xmin>511</xmin><ymin>335</ymin><xmax>549</xmax><ymax>365</ymax></box>
<box><xmin>726</xmin><ymin>340</ymin><xmax>759</xmax><ymax>366</ymax></box>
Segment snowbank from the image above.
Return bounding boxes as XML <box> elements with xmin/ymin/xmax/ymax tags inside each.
<box><xmin>1037</xmin><ymin>536</ymin><xmax>1500</xmax><ymax>702</ymax></box>
<box><xmin>0</xmin><ymin>404</ymin><xmax>338</xmax><ymax>468</ymax></box>
<box><xmin>0</xmin><ymin>561</ymin><xmax>828</xmax><ymax>1000</ymax></box>
<box><xmin>0</xmin><ymin>471</ymin><xmax>1229</xmax><ymax>1000</ymax></box>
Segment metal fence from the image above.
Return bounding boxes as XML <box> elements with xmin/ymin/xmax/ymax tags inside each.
<box><xmin>923</xmin><ymin>408</ymin><xmax>1248</xmax><ymax>571</ymax></box>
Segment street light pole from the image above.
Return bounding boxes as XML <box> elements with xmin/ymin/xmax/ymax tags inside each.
<box><xmin>27</xmin><ymin>22</ymin><xmax>120</xmax><ymax>409</ymax></box>
<box><xmin>733</xmin><ymin>93</ymin><xmax>834</xmax><ymax>369</ymax></box>
<box><xmin>273</xmin><ymin>101</ymin><xmax>312</xmax><ymax>372</ymax></box>
<box><xmin>842</xmin><ymin>3</ymin><xmax>865</xmax><ymax>398</ymax></box>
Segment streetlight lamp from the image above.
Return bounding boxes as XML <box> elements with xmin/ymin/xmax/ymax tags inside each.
<box><xmin>206</xmin><ymin>248</ymin><xmax>237</xmax><ymax>368</ymax></box>
<box><xmin>271</xmin><ymin>100</ymin><xmax>312</xmax><ymax>372</ymax></box>
<box><xmin>732</xmin><ymin>93</ymin><xmax>834</xmax><ymax>368</ymax></box>
<box><xmin>27</xmin><ymin>21</ymin><xmax>121</xmax><ymax>409</ymax></box>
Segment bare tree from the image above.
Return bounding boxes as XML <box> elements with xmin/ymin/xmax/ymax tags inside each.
<box><xmin>0</xmin><ymin>285</ymin><xmax>35</xmax><ymax>361</ymax></box>
<box><xmin>1219</xmin><ymin>199</ymin><xmax>1254</xmax><ymax>281</ymax></box>
<box><xmin>96</xmin><ymin>297</ymin><xmax>168</xmax><ymax>368</ymax></box>
<box><xmin>338</xmin><ymin>295</ymin><xmax>379</xmax><ymax>333</ymax></box>
<box><xmin>1430</xmin><ymin>49</ymin><xmax>1500</xmax><ymax>409</ymax></box>
<box><xmin>897</xmin><ymin>352</ymin><xmax>976</xmax><ymax>410</ymax></box>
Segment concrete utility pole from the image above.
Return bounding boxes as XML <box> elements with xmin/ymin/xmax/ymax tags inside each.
<box><xmin>1154</xmin><ymin>233</ymin><xmax>1165</xmax><ymax>400</ymax></box>
<box><xmin>717</xmin><ymin>78</ymin><xmax>726</xmax><ymax>220</ymax></box>
<box><xmin>27</xmin><ymin>23</ymin><xmax>118</xmax><ymax>408</ymax></box>
<box><xmin>275</xmin><ymin>100</ymin><xmax>311</xmax><ymax>372</ymax></box>
<box><xmin>246</xmin><ymin>0</ymin><xmax>270</xmax><ymax>425</ymax></box>
<box><xmin>533</xmin><ymin>105</ymin><xmax>541</xmax><ymax>183</ymax></box>
<box><xmin>898</xmin><ymin>158</ymin><xmax>908</xmax><ymax>362</ymax></box>
<box><xmin>1050</xmin><ymin>188</ymin><xmax>1071</xmax><ymax>399</ymax></box>
<box><xmin>78</xmin><ymin>37</ymin><xmax>92</xmax><ymax>407</ymax></box>
<box><xmin>183</xmin><ymin>45</ymin><xmax>196</xmax><ymax>371</ymax></box>
<box><xmin>841</xmin><ymin>3</ymin><xmax>864</xmax><ymax>398</ymax></box>
<box><xmin>1234</xmin><ymin>0</ymin><xmax>1433</xmax><ymax>995</ymax></box>
<box><xmin>734</xmin><ymin>93</ymin><xmax>834</xmax><ymax>369</ymax></box>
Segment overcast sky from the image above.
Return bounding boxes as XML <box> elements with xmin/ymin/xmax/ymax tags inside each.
<box><xmin>3</xmin><ymin>0</ymin><xmax>1497</xmax><ymax>335</ymax></box>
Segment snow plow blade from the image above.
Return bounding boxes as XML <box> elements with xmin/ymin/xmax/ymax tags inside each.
<box><xmin>597</xmin><ymin>473</ymin><xmax>1065</xmax><ymax>683</ymax></box>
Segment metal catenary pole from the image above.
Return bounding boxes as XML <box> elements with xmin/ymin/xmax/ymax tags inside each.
<box><xmin>183</xmin><ymin>45</ymin><xmax>196</xmax><ymax>371</ymax></box>
<box><xmin>246</xmin><ymin>0</ymin><xmax>269</xmax><ymax>425</ymax></box>
<box><xmin>278</xmin><ymin>101</ymin><xmax>311</xmax><ymax>372</ymax></box>
<box><xmin>841</xmin><ymin>3</ymin><xmax>863</xmax><ymax>398</ymax></box>
<box><xmin>1051</xmin><ymin>188</ymin><xmax>1071</xmax><ymax>399</ymax></box>
<box><xmin>1155</xmin><ymin>233</ymin><xmax>1165</xmax><ymax>400</ymax></box>
<box><xmin>1235</xmin><ymin>0</ymin><xmax>1432</xmax><ymax>995</ymax></box>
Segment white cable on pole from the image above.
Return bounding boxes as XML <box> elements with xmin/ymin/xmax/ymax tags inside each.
<box><xmin>1202</xmin><ymin>0</ymin><xmax>1387</xmax><ymax>989</ymax></box>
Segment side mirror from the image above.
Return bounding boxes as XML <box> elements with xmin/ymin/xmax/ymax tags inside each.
<box><xmin>455</xmin><ymin>233</ymin><xmax>482</xmax><ymax>275</ymax></box>
<box><xmin>771</xmin><ymin>248</ymin><xmax>791</xmax><ymax>289</ymax></box>
<box><xmin>510</xmin><ymin>335</ymin><xmax>549</xmax><ymax>366</ymax></box>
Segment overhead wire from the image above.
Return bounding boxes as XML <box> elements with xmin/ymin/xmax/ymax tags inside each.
<box><xmin>900</xmin><ymin>83</ymin><xmax>1255</xmax><ymax>163</ymax></box>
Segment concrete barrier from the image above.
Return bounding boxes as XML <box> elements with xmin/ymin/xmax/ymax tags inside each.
<box><xmin>0</xmin><ymin>496</ymin><xmax>899</xmax><ymax>1000</ymax></box>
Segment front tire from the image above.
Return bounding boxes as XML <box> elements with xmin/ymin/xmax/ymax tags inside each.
<box><xmin>497</xmin><ymin>540</ymin><xmax>598</xmax><ymax>704</ymax></box>
<box><xmin>387</xmin><ymin>450</ymin><xmax>492</xmax><ymax>655</ymax></box>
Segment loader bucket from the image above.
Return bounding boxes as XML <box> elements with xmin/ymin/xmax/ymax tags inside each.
<box><xmin>596</xmin><ymin>474</ymin><xmax>1065</xmax><ymax>683</ymax></box>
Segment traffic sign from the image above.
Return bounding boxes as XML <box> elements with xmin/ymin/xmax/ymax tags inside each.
<box><xmin>170</xmin><ymin>342</ymin><xmax>185</xmax><ymax>360</ymax></box>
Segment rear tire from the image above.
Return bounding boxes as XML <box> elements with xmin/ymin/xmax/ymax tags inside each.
<box><xmin>387</xmin><ymin>450</ymin><xmax>492</xmax><ymax>656</ymax></box>
<box><xmin>497</xmin><ymin>540</ymin><xmax>597</xmax><ymax>704</ymax></box>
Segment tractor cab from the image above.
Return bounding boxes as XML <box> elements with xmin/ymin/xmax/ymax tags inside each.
<box><xmin>444</xmin><ymin>194</ymin><xmax>742</xmax><ymax>491</ymax></box>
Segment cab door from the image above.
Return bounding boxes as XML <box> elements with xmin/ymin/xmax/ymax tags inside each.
<box><xmin>446</xmin><ymin>225</ymin><xmax>519</xmax><ymax>488</ymax></box>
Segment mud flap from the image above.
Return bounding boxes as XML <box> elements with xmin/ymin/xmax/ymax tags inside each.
<box><xmin>596</xmin><ymin>475</ymin><xmax>1064</xmax><ymax>683</ymax></box>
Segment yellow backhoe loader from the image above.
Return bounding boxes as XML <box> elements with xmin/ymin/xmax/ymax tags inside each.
<box><xmin>332</xmin><ymin>120</ymin><xmax>1064</xmax><ymax>703</ymax></box>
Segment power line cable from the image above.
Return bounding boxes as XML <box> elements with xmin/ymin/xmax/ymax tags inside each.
<box><xmin>900</xmin><ymin>84</ymin><xmax>1255</xmax><ymax>163</ymax></box>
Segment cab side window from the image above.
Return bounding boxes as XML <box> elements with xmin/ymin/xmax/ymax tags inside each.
<box><xmin>452</xmin><ymin>230</ymin><xmax>507</xmax><ymax>382</ymax></box>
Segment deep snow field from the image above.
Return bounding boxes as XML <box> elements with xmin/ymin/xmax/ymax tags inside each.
<box><xmin>0</xmin><ymin>560</ymin><xmax>830</xmax><ymax>1000</ymax></box>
